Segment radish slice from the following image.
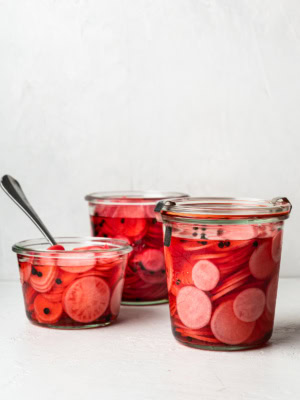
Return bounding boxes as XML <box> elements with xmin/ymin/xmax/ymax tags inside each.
<box><xmin>110</xmin><ymin>279</ymin><xmax>125</xmax><ymax>316</ymax></box>
<box><xmin>134</xmin><ymin>248</ymin><xmax>165</xmax><ymax>272</ymax></box>
<box><xmin>266</xmin><ymin>275</ymin><xmax>279</xmax><ymax>314</ymax></box>
<box><xmin>233</xmin><ymin>288</ymin><xmax>266</xmax><ymax>322</ymax></box>
<box><xmin>272</xmin><ymin>231</ymin><xmax>283</xmax><ymax>263</ymax></box>
<box><xmin>63</xmin><ymin>276</ymin><xmax>110</xmax><ymax>323</ymax></box>
<box><xmin>211</xmin><ymin>300</ymin><xmax>255</xmax><ymax>345</ymax></box>
<box><xmin>48</xmin><ymin>245</ymin><xmax>65</xmax><ymax>251</ymax></box>
<box><xmin>34</xmin><ymin>294</ymin><xmax>63</xmax><ymax>324</ymax></box>
<box><xmin>176</xmin><ymin>286</ymin><xmax>212</xmax><ymax>329</ymax></box>
<box><xmin>57</xmin><ymin>252</ymin><xmax>96</xmax><ymax>273</ymax></box>
<box><xmin>249</xmin><ymin>242</ymin><xmax>276</xmax><ymax>280</ymax></box>
<box><xmin>192</xmin><ymin>260</ymin><xmax>220</xmax><ymax>291</ymax></box>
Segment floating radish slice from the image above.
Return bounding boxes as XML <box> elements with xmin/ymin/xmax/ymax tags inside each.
<box><xmin>110</xmin><ymin>279</ymin><xmax>125</xmax><ymax>316</ymax></box>
<box><xmin>176</xmin><ymin>286</ymin><xmax>212</xmax><ymax>329</ymax></box>
<box><xmin>63</xmin><ymin>276</ymin><xmax>110</xmax><ymax>323</ymax></box>
<box><xmin>135</xmin><ymin>248</ymin><xmax>165</xmax><ymax>272</ymax></box>
<box><xmin>258</xmin><ymin>224</ymin><xmax>277</xmax><ymax>238</ymax></box>
<box><xmin>57</xmin><ymin>252</ymin><xmax>96</xmax><ymax>273</ymax></box>
<box><xmin>34</xmin><ymin>294</ymin><xmax>63</xmax><ymax>324</ymax></box>
<box><xmin>233</xmin><ymin>288</ymin><xmax>266</xmax><ymax>322</ymax></box>
<box><xmin>192</xmin><ymin>260</ymin><xmax>220</xmax><ymax>291</ymax></box>
<box><xmin>164</xmin><ymin>248</ymin><xmax>174</xmax><ymax>291</ymax></box>
<box><xmin>249</xmin><ymin>242</ymin><xmax>276</xmax><ymax>280</ymax></box>
<box><xmin>42</xmin><ymin>271</ymin><xmax>76</xmax><ymax>302</ymax></box>
<box><xmin>48</xmin><ymin>245</ymin><xmax>65</xmax><ymax>251</ymax></box>
<box><xmin>18</xmin><ymin>257</ymin><xmax>32</xmax><ymax>284</ymax></box>
<box><xmin>211</xmin><ymin>300</ymin><xmax>255</xmax><ymax>344</ymax></box>
<box><xmin>272</xmin><ymin>231</ymin><xmax>283</xmax><ymax>263</ymax></box>
<box><xmin>103</xmin><ymin>213</ymin><xmax>148</xmax><ymax>241</ymax></box>
<box><xmin>112</xmin><ymin>205</ymin><xmax>147</xmax><ymax>219</ymax></box>
<box><xmin>36</xmin><ymin>244</ymin><xmax>65</xmax><ymax>266</ymax></box>
<box><xmin>196</xmin><ymin>225</ymin><xmax>259</xmax><ymax>241</ymax></box>
<box><xmin>23</xmin><ymin>285</ymin><xmax>38</xmax><ymax>311</ymax></box>
<box><xmin>266</xmin><ymin>275</ymin><xmax>279</xmax><ymax>314</ymax></box>
<box><xmin>30</xmin><ymin>264</ymin><xmax>58</xmax><ymax>293</ymax></box>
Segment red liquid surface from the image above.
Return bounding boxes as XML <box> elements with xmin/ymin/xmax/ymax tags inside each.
<box><xmin>90</xmin><ymin>211</ymin><xmax>167</xmax><ymax>303</ymax></box>
<box><xmin>18</xmin><ymin>248</ymin><xmax>126</xmax><ymax>328</ymax></box>
<box><xmin>165</xmin><ymin>223</ymin><xmax>283</xmax><ymax>349</ymax></box>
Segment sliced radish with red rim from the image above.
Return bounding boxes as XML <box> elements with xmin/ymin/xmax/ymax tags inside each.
<box><xmin>211</xmin><ymin>300</ymin><xmax>255</xmax><ymax>345</ymax></box>
<box><xmin>192</xmin><ymin>260</ymin><xmax>220</xmax><ymax>291</ymax></box>
<box><xmin>233</xmin><ymin>288</ymin><xmax>266</xmax><ymax>322</ymax></box>
<box><xmin>176</xmin><ymin>286</ymin><xmax>212</xmax><ymax>329</ymax></box>
<box><xmin>63</xmin><ymin>276</ymin><xmax>110</xmax><ymax>323</ymax></box>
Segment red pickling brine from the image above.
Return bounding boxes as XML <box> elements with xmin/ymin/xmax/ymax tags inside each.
<box><xmin>85</xmin><ymin>192</ymin><xmax>188</xmax><ymax>305</ymax></box>
<box><xmin>13</xmin><ymin>238</ymin><xmax>132</xmax><ymax>328</ymax></box>
<box><xmin>156</xmin><ymin>197</ymin><xmax>292</xmax><ymax>350</ymax></box>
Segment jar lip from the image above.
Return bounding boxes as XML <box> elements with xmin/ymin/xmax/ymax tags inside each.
<box><xmin>156</xmin><ymin>197</ymin><xmax>292</xmax><ymax>220</ymax></box>
<box><xmin>12</xmin><ymin>237</ymin><xmax>132</xmax><ymax>256</ymax></box>
<box><xmin>84</xmin><ymin>191</ymin><xmax>189</xmax><ymax>205</ymax></box>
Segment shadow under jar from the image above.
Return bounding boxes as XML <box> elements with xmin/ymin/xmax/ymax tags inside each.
<box><xmin>13</xmin><ymin>237</ymin><xmax>132</xmax><ymax>329</ymax></box>
<box><xmin>155</xmin><ymin>197</ymin><xmax>292</xmax><ymax>350</ymax></box>
<box><xmin>85</xmin><ymin>191</ymin><xmax>188</xmax><ymax>305</ymax></box>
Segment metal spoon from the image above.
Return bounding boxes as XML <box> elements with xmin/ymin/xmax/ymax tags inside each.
<box><xmin>1</xmin><ymin>175</ymin><xmax>56</xmax><ymax>246</ymax></box>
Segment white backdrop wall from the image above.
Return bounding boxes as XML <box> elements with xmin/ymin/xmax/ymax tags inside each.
<box><xmin>0</xmin><ymin>0</ymin><xmax>299</xmax><ymax>280</ymax></box>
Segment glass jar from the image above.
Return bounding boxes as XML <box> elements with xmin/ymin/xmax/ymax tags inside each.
<box><xmin>155</xmin><ymin>197</ymin><xmax>292</xmax><ymax>350</ymax></box>
<box><xmin>85</xmin><ymin>191</ymin><xmax>189</xmax><ymax>305</ymax></box>
<box><xmin>13</xmin><ymin>237</ymin><xmax>132</xmax><ymax>329</ymax></box>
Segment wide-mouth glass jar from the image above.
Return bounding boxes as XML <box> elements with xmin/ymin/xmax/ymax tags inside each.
<box><xmin>155</xmin><ymin>197</ymin><xmax>292</xmax><ymax>350</ymax></box>
<box><xmin>13</xmin><ymin>237</ymin><xmax>132</xmax><ymax>329</ymax></box>
<box><xmin>85</xmin><ymin>191</ymin><xmax>189</xmax><ymax>305</ymax></box>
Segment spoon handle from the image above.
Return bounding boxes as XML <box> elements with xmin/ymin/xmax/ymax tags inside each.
<box><xmin>1</xmin><ymin>175</ymin><xmax>56</xmax><ymax>246</ymax></box>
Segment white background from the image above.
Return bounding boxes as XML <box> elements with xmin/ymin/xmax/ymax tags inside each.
<box><xmin>0</xmin><ymin>0</ymin><xmax>299</xmax><ymax>280</ymax></box>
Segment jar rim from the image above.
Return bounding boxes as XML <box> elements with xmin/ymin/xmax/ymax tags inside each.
<box><xmin>156</xmin><ymin>197</ymin><xmax>292</xmax><ymax>221</ymax></box>
<box><xmin>12</xmin><ymin>237</ymin><xmax>132</xmax><ymax>257</ymax></box>
<box><xmin>84</xmin><ymin>191</ymin><xmax>189</xmax><ymax>205</ymax></box>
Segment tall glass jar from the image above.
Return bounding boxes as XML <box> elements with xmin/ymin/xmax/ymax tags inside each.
<box><xmin>85</xmin><ymin>191</ymin><xmax>189</xmax><ymax>305</ymax></box>
<box><xmin>155</xmin><ymin>197</ymin><xmax>292</xmax><ymax>350</ymax></box>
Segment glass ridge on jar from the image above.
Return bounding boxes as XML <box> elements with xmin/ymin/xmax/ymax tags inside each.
<box><xmin>155</xmin><ymin>197</ymin><xmax>292</xmax><ymax>350</ymax></box>
<box><xmin>13</xmin><ymin>237</ymin><xmax>132</xmax><ymax>329</ymax></box>
<box><xmin>85</xmin><ymin>191</ymin><xmax>189</xmax><ymax>305</ymax></box>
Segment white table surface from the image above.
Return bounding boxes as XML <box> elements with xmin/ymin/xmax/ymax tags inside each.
<box><xmin>0</xmin><ymin>278</ymin><xmax>299</xmax><ymax>400</ymax></box>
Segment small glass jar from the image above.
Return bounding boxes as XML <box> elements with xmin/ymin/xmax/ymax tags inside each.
<box><xmin>155</xmin><ymin>197</ymin><xmax>292</xmax><ymax>350</ymax></box>
<box><xmin>85</xmin><ymin>191</ymin><xmax>189</xmax><ymax>305</ymax></box>
<box><xmin>13</xmin><ymin>237</ymin><xmax>132</xmax><ymax>329</ymax></box>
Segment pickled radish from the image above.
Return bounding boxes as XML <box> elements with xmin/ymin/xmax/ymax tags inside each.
<box><xmin>110</xmin><ymin>279</ymin><xmax>124</xmax><ymax>316</ymax></box>
<box><xmin>57</xmin><ymin>252</ymin><xmax>96</xmax><ymax>273</ymax></box>
<box><xmin>34</xmin><ymin>294</ymin><xmax>63</xmax><ymax>324</ymax></box>
<box><xmin>266</xmin><ymin>275</ymin><xmax>279</xmax><ymax>313</ymax></box>
<box><xmin>176</xmin><ymin>286</ymin><xmax>212</xmax><ymax>329</ymax></box>
<box><xmin>63</xmin><ymin>276</ymin><xmax>110</xmax><ymax>323</ymax></box>
<box><xmin>211</xmin><ymin>300</ymin><xmax>255</xmax><ymax>344</ymax></box>
<box><xmin>249</xmin><ymin>242</ymin><xmax>276</xmax><ymax>280</ymax></box>
<box><xmin>30</xmin><ymin>264</ymin><xmax>58</xmax><ymax>293</ymax></box>
<box><xmin>42</xmin><ymin>271</ymin><xmax>76</xmax><ymax>302</ymax></box>
<box><xmin>23</xmin><ymin>285</ymin><xmax>37</xmax><ymax>311</ymax></box>
<box><xmin>192</xmin><ymin>260</ymin><xmax>220</xmax><ymax>291</ymax></box>
<box><xmin>272</xmin><ymin>231</ymin><xmax>283</xmax><ymax>263</ymax></box>
<box><xmin>18</xmin><ymin>257</ymin><xmax>32</xmax><ymax>284</ymax></box>
<box><xmin>233</xmin><ymin>288</ymin><xmax>265</xmax><ymax>322</ymax></box>
<box><xmin>105</xmin><ymin>216</ymin><xmax>148</xmax><ymax>240</ymax></box>
<box><xmin>134</xmin><ymin>248</ymin><xmax>164</xmax><ymax>272</ymax></box>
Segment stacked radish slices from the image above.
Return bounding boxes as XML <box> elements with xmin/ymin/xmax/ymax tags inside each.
<box><xmin>18</xmin><ymin>244</ymin><xmax>127</xmax><ymax>328</ymax></box>
<box><xmin>90</xmin><ymin>204</ymin><xmax>167</xmax><ymax>304</ymax></box>
<box><xmin>166</xmin><ymin>226</ymin><xmax>282</xmax><ymax>348</ymax></box>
